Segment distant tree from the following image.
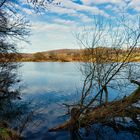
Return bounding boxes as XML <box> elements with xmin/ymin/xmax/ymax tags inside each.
<box><xmin>33</xmin><ymin>52</ymin><xmax>47</xmax><ymax>61</ymax></box>
<box><xmin>48</xmin><ymin>52</ymin><xmax>58</xmax><ymax>61</ymax></box>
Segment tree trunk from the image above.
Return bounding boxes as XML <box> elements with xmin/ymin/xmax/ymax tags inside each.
<box><xmin>49</xmin><ymin>84</ymin><xmax>140</xmax><ymax>132</ymax></box>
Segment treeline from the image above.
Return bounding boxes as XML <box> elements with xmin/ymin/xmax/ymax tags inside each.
<box><xmin>10</xmin><ymin>49</ymin><xmax>84</xmax><ymax>62</ymax></box>
<box><xmin>1</xmin><ymin>47</ymin><xmax>140</xmax><ymax>62</ymax></box>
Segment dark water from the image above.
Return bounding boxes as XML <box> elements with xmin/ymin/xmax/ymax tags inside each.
<box><xmin>17</xmin><ymin>62</ymin><xmax>139</xmax><ymax>140</ymax></box>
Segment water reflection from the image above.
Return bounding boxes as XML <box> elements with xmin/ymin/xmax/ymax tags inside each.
<box><xmin>18</xmin><ymin>62</ymin><xmax>139</xmax><ymax>140</ymax></box>
<box><xmin>0</xmin><ymin>62</ymin><xmax>139</xmax><ymax>139</ymax></box>
<box><xmin>0</xmin><ymin>61</ymin><xmax>36</xmax><ymax>140</ymax></box>
<box><xmin>0</xmin><ymin>62</ymin><xmax>21</xmax><ymax>120</ymax></box>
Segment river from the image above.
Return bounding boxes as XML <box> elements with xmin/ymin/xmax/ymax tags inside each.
<box><xmin>14</xmin><ymin>62</ymin><xmax>139</xmax><ymax>140</ymax></box>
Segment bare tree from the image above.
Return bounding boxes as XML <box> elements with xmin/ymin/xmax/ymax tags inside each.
<box><xmin>49</xmin><ymin>15</ymin><xmax>140</xmax><ymax>139</ymax></box>
<box><xmin>0</xmin><ymin>1</ymin><xmax>59</xmax><ymax>139</ymax></box>
<box><xmin>0</xmin><ymin>0</ymin><xmax>30</xmax><ymax>96</ymax></box>
<box><xmin>0</xmin><ymin>0</ymin><xmax>30</xmax><ymax>125</ymax></box>
<box><xmin>77</xmin><ymin>15</ymin><xmax>140</xmax><ymax>109</ymax></box>
<box><xmin>26</xmin><ymin>0</ymin><xmax>59</xmax><ymax>11</ymax></box>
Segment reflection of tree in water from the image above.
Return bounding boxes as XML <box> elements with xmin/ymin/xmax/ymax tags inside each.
<box><xmin>0</xmin><ymin>61</ymin><xmax>20</xmax><ymax>117</ymax></box>
<box><xmin>0</xmin><ymin>1</ymin><xmax>57</xmax><ymax>139</ymax></box>
<box><xmin>0</xmin><ymin>21</ymin><xmax>22</xmax><ymax>123</ymax></box>
<box><xmin>49</xmin><ymin>16</ymin><xmax>140</xmax><ymax>140</ymax></box>
<box><xmin>0</xmin><ymin>44</ymin><xmax>25</xmax><ymax>139</ymax></box>
<box><xmin>0</xmin><ymin>1</ymin><xmax>30</xmax><ymax>139</ymax></box>
<box><xmin>0</xmin><ymin>34</ymin><xmax>27</xmax><ymax>140</ymax></box>
<box><xmin>55</xmin><ymin>86</ymin><xmax>140</xmax><ymax>140</ymax></box>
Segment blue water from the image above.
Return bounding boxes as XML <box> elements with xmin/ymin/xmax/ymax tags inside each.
<box><xmin>18</xmin><ymin>62</ymin><xmax>139</xmax><ymax>140</ymax></box>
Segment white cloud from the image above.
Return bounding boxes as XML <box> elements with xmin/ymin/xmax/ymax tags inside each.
<box><xmin>31</xmin><ymin>22</ymin><xmax>70</xmax><ymax>32</ymax></box>
<box><xmin>81</xmin><ymin>0</ymin><xmax>123</xmax><ymax>5</ymax></box>
<box><xmin>53</xmin><ymin>18</ymin><xmax>77</xmax><ymax>25</ymax></box>
<box><xmin>46</xmin><ymin>0</ymin><xmax>109</xmax><ymax>17</ymax></box>
<box><xmin>78</xmin><ymin>14</ymin><xmax>93</xmax><ymax>23</ymax></box>
<box><xmin>81</xmin><ymin>0</ymin><xmax>140</xmax><ymax>14</ymax></box>
<box><xmin>81</xmin><ymin>0</ymin><xmax>91</xmax><ymax>5</ymax></box>
<box><xmin>48</xmin><ymin>5</ymin><xmax>77</xmax><ymax>15</ymax></box>
<box><xmin>19</xmin><ymin>0</ymin><xmax>140</xmax><ymax>53</ymax></box>
<box><xmin>53</xmin><ymin>15</ymin><xmax>92</xmax><ymax>25</ymax></box>
<box><xmin>46</xmin><ymin>1</ymin><xmax>101</xmax><ymax>23</ymax></box>
<box><xmin>23</xmin><ymin>21</ymin><xmax>79</xmax><ymax>52</ymax></box>
<box><xmin>129</xmin><ymin>0</ymin><xmax>140</xmax><ymax>11</ymax></box>
<box><xmin>81</xmin><ymin>0</ymin><xmax>129</xmax><ymax>13</ymax></box>
<box><xmin>22</xmin><ymin>7</ymin><xmax>34</xmax><ymax>15</ymax></box>
<box><xmin>60</xmin><ymin>0</ymin><xmax>109</xmax><ymax>17</ymax></box>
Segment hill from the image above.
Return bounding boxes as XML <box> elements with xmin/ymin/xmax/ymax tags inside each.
<box><xmin>20</xmin><ymin>49</ymin><xmax>84</xmax><ymax>62</ymax></box>
<box><xmin>1</xmin><ymin>47</ymin><xmax>140</xmax><ymax>62</ymax></box>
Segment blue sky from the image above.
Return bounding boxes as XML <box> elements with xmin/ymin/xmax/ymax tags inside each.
<box><xmin>18</xmin><ymin>0</ymin><xmax>140</xmax><ymax>53</ymax></box>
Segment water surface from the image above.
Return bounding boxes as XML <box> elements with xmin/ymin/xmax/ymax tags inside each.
<box><xmin>18</xmin><ymin>62</ymin><xmax>139</xmax><ymax>140</ymax></box>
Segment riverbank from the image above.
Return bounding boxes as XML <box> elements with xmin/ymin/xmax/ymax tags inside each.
<box><xmin>1</xmin><ymin>48</ymin><xmax>140</xmax><ymax>62</ymax></box>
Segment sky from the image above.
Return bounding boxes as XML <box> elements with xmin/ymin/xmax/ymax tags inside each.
<box><xmin>18</xmin><ymin>0</ymin><xmax>140</xmax><ymax>53</ymax></box>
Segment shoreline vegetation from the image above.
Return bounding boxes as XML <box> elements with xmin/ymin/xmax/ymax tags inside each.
<box><xmin>1</xmin><ymin>47</ymin><xmax>140</xmax><ymax>62</ymax></box>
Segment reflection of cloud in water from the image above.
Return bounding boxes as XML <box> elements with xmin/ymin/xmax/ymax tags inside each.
<box><xmin>20</xmin><ymin>63</ymin><xmax>139</xmax><ymax>140</ymax></box>
<box><xmin>22</xmin><ymin>99</ymin><xmax>71</xmax><ymax>140</ymax></box>
<box><xmin>22</xmin><ymin>86</ymin><xmax>63</xmax><ymax>95</ymax></box>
